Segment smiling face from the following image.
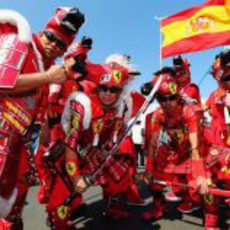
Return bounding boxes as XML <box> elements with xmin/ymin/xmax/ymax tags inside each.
<box><xmin>97</xmin><ymin>84</ymin><xmax>122</xmax><ymax>107</ymax></box>
<box><xmin>39</xmin><ymin>31</ymin><xmax>67</xmax><ymax>60</ymax></box>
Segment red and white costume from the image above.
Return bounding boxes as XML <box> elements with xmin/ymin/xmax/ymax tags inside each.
<box><xmin>45</xmin><ymin>55</ymin><xmax>142</xmax><ymax>229</ymax></box>
<box><xmin>204</xmin><ymin>52</ymin><xmax>230</xmax><ymax>228</ymax></box>
<box><xmin>0</xmin><ymin>7</ymin><xmax>84</xmax><ymax>229</ymax></box>
<box><xmin>143</xmin><ymin>72</ymin><xmax>218</xmax><ymax>229</ymax></box>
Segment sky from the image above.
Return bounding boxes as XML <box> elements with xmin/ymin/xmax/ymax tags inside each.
<box><xmin>1</xmin><ymin>0</ymin><xmax>224</xmax><ymax>98</ymax></box>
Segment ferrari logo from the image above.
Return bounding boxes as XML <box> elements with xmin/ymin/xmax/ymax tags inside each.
<box><xmin>57</xmin><ymin>205</ymin><xmax>68</xmax><ymax>220</ymax></box>
<box><xmin>174</xmin><ymin>129</ymin><xmax>184</xmax><ymax>144</ymax></box>
<box><xmin>169</xmin><ymin>82</ymin><xmax>177</xmax><ymax>94</ymax></box>
<box><xmin>115</xmin><ymin>119</ymin><xmax>123</xmax><ymax>131</ymax></box>
<box><xmin>204</xmin><ymin>194</ymin><xmax>214</xmax><ymax>205</ymax></box>
<box><xmin>66</xmin><ymin>161</ymin><xmax>77</xmax><ymax>176</ymax></box>
<box><xmin>93</xmin><ymin>119</ymin><xmax>104</xmax><ymax>134</ymax></box>
<box><xmin>113</xmin><ymin>70</ymin><xmax>122</xmax><ymax>84</ymax></box>
<box><xmin>67</xmin><ymin>112</ymin><xmax>80</xmax><ymax>136</ymax></box>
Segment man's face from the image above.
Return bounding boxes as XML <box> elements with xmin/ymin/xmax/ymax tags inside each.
<box><xmin>157</xmin><ymin>94</ymin><xmax>179</xmax><ymax>113</ymax></box>
<box><xmin>39</xmin><ymin>31</ymin><xmax>67</xmax><ymax>60</ymax></box>
<box><xmin>97</xmin><ymin>84</ymin><xmax>122</xmax><ymax>107</ymax></box>
<box><xmin>175</xmin><ymin>67</ymin><xmax>190</xmax><ymax>84</ymax></box>
<box><xmin>220</xmin><ymin>67</ymin><xmax>230</xmax><ymax>90</ymax></box>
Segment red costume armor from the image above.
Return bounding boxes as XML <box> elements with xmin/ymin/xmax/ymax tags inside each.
<box><xmin>173</xmin><ymin>55</ymin><xmax>201</xmax><ymax>105</ymax></box>
<box><xmin>0</xmin><ymin>7</ymin><xmax>85</xmax><ymax>229</ymax></box>
<box><xmin>204</xmin><ymin>51</ymin><xmax>230</xmax><ymax>228</ymax></box>
<box><xmin>143</xmin><ymin>71</ymin><xmax>218</xmax><ymax>229</ymax></box>
<box><xmin>45</xmin><ymin>56</ymin><xmax>141</xmax><ymax>229</ymax></box>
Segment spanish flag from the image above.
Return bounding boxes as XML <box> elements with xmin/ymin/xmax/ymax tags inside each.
<box><xmin>161</xmin><ymin>0</ymin><xmax>230</xmax><ymax>58</ymax></box>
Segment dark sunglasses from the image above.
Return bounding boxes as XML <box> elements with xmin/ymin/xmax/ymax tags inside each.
<box><xmin>44</xmin><ymin>31</ymin><xmax>67</xmax><ymax>51</ymax></box>
<box><xmin>176</xmin><ymin>69</ymin><xmax>187</xmax><ymax>75</ymax></box>
<box><xmin>220</xmin><ymin>75</ymin><xmax>230</xmax><ymax>82</ymax></box>
<box><xmin>98</xmin><ymin>85</ymin><xmax>122</xmax><ymax>94</ymax></box>
<box><xmin>157</xmin><ymin>94</ymin><xmax>178</xmax><ymax>102</ymax></box>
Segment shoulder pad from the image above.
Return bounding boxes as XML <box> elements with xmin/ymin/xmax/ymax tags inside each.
<box><xmin>61</xmin><ymin>92</ymin><xmax>92</xmax><ymax>134</ymax></box>
<box><xmin>0</xmin><ymin>10</ymin><xmax>32</xmax><ymax>88</ymax></box>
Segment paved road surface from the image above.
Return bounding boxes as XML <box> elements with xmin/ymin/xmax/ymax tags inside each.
<box><xmin>23</xmin><ymin>184</ymin><xmax>221</xmax><ymax>230</ymax></box>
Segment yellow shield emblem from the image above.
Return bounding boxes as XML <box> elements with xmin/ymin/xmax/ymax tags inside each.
<box><xmin>204</xmin><ymin>194</ymin><xmax>214</xmax><ymax>205</ymax></box>
<box><xmin>113</xmin><ymin>70</ymin><xmax>122</xmax><ymax>84</ymax></box>
<box><xmin>57</xmin><ymin>205</ymin><xmax>68</xmax><ymax>220</ymax></box>
<box><xmin>169</xmin><ymin>82</ymin><xmax>177</xmax><ymax>94</ymax></box>
<box><xmin>66</xmin><ymin>161</ymin><xmax>77</xmax><ymax>176</ymax></box>
<box><xmin>67</xmin><ymin>112</ymin><xmax>80</xmax><ymax>136</ymax></box>
<box><xmin>93</xmin><ymin>119</ymin><xmax>104</xmax><ymax>134</ymax></box>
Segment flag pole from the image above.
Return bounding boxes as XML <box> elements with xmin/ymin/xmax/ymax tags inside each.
<box><xmin>154</xmin><ymin>16</ymin><xmax>165</xmax><ymax>69</ymax></box>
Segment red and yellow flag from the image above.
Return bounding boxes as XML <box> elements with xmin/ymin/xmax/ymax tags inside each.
<box><xmin>161</xmin><ymin>0</ymin><xmax>230</xmax><ymax>58</ymax></box>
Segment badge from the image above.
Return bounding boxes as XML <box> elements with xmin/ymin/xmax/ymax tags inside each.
<box><xmin>169</xmin><ymin>82</ymin><xmax>177</xmax><ymax>94</ymax></box>
<box><xmin>174</xmin><ymin>129</ymin><xmax>184</xmax><ymax>143</ymax></box>
<box><xmin>204</xmin><ymin>194</ymin><xmax>214</xmax><ymax>205</ymax></box>
<box><xmin>115</xmin><ymin>119</ymin><xmax>123</xmax><ymax>131</ymax></box>
<box><xmin>57</xmin><ymin>205</ymin><xmax>68</xmax><ymax>220</ymax></box>
<box><xmin>92</xmin><ymin>119</ymin><xmax>104</xmax><ymax>134</ymax></box>
<box><xmin>113</xmin><ymin>70</ymin><xmax>122</xmax><ymax>84</ymax></box>
<box><xmin>67</xmin><ymin>111</ymin><xmax>80</xmax><ymax>136</ymax></box>
<box><xmin>66</xmin><ymin>161</ymin><xmax>77</xmax><ymax>176</ymax></box>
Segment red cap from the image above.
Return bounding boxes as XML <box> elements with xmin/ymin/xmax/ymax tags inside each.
<box><xmin>99</xmin><ymin>65</ymin><xmax>129</xmax><ymax>88</ymax></box>
<box><xmin>45</xmin><ymin>7</ymin><xmax>85</xmax><ymax>46</ymax></box>
<box><xmin>153</xmin><ymin>73</ymin><xmax>178</xmax><ymax>96</ymax></box>
<box><xmin>173</xmin><ymin>55</ymin><xmax>190</xmax><ymax>70</ymax></box>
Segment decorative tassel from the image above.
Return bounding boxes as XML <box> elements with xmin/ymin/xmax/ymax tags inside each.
<box><xmin>224</xmin><ymin>106</ymin><xmax>230</xmax><ymax>125</ymax></box>
<box><xmin>113</xmin><ymin>131</ymin><xmax>118</xmax><ymax>143</ymax></box>
<box><xmin>93</xmin><ymin>133</ymin><xmax>99</xmax><ymax>147</ymax></box>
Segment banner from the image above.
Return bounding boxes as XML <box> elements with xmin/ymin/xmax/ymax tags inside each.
<box><xmin>161</xmin><ymin>0</ymin><xmax>230</xmax><ymax>58</ymax></box>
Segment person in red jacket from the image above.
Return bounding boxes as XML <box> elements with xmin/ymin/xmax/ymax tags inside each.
<box><xmin>36</xmin><ymin>37</ymin><xmax>93</xmax><ymax>215</ymax></box>
<box><xmin>169</xmin><ymin>55</ymin><xmax>203</xmax><ymax>212</ymax></box>
<box><xmin>173</xmin><ymin>55</ymin><xmax>201</xmax><ymax>106</ymax></box>
<box><xmin>44</xmin><ymin>54</ymin><xmax>142</xmax><ymax>229</ymax></box>
<box><xmin>142</xmin><ymin>68</ymin><xmax>219</xmax><ymax>229</ymax></box>
<box><xmin>204</xmin><ymin>50</ymin><xmax>230</xmax><ymax>228</ymax></box>
<box><xmin>0</xmin><ymin>7</ymin><xmax>85</xmax><ymax>229</ymax></box>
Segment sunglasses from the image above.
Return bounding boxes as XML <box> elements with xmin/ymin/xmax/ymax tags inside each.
<box><xmin>44</xmin><ymin>31</ymin><xmax>67</xmax><ymax>52</ymax></box>
<box><xmin>98</xmin><ymin>85</ymin><xmax>122</xmax><ymax>94</ymax></box>
<box><xmin>176</xmin><ymin>69</ymin><xmax>187</xmax><ymax>75</ymax></box>
<box><xmin>220</xmin><ymin>75</ymin><xmax>230</xmax><ymax>82</ymax></box>
<box><xmin>157</xmin><ymin>94</ymin><xmax>178</xmax><ymax>102</ymax></box>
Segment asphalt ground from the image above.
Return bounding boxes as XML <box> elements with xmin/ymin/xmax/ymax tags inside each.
<box><xmin>23</xmin><ymin>178</ymin><xmax>230</xmax><ymax>230</ymax></box>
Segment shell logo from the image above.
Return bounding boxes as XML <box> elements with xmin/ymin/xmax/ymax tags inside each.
<box><xmin>187</xmin><ymin>16</ymin><xmax>216</xmax><ymax>36</ymax></box>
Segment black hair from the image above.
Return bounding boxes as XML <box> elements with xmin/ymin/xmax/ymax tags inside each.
<box><xmin>154</xmin><ymin>67</ymin><xmax>176</xmax><ymax>77</ymax></box>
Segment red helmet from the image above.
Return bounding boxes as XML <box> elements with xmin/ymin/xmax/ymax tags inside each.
<box><xmin>153</xmin><ymin>68</ymin><xmax>178</xmax><ymax>96</ymax></box>
<box><xmin>44</xmin><ymin>7</ymin><xmax>85</xmax><ymax>47</ymax></box>
<box><xmin>173</xmin><ymin>55</ymin><xmax>191</xmax><ymax>85</ymax></box>
<box><xmin>173</xmin><ymin>55</ymin><xmax>190</xmax><ymax>70</ymax></box>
